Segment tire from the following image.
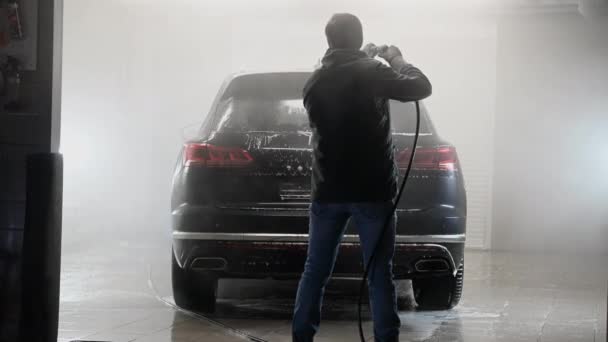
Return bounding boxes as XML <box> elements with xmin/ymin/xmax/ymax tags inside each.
<box><xmin>412</xmin><ymin>262</ymin><xmax>464</xmax><ymax>310</ymax></box>
<box><xmin>171</xmin><ymin>249</ymin><xmax>218</xmax><ymax>313</ymax></box>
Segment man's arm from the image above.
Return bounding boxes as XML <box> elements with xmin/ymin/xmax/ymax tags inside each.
<box><xmin>370</xmin><ymin>45</ymin><xmax>432</xmax><ymax>102</ymax></box>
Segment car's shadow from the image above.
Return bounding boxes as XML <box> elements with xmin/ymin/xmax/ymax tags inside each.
<box><xmin>168</xmin><ymin>284</ymin><xmax>463</xmax><ymax>342</ymax></box>
<box><xmin>199</xmin><ymin>278</ymin><xmax>417</xmax><ymax>321</ymax></box>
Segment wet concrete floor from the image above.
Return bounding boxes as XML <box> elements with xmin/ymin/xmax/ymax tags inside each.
<box><xmin>57</xmin><ymin>237</ymin><xmax>607</xmax><ymax>342</ymax></box>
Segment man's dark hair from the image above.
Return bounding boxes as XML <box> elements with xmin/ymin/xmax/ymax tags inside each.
<box><xmin>325</xmin><ymin>13</ymin><xmax>363</xmax><ymax>49</ymax></box>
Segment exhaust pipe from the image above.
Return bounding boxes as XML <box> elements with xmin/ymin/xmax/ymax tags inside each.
<box><xmin>415</xmin><ymin>258</ymin><xmax>450</xmax><ymax>272</ymax></box>
<box><xmin>191</xmin><ymin>257</ymin><xmax>227</xmax><ymax>270</ymax></box>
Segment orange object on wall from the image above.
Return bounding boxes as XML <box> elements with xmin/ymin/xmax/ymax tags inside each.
<box><xmin>0</xmin><ymin>7</ymin><xmax>9</xmax><ymax>47</ymax></box>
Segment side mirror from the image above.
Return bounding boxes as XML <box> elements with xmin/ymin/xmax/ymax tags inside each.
<box><xmin>180</xmin><ymin>122</ymin><xmax>202</xmax><ymax>142</ymax></box>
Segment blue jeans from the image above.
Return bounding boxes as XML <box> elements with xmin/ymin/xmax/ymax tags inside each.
<box><xmin>292</xmin><ymin>201</ymin><xmax>401</xmax><ymax>342</ymax></box>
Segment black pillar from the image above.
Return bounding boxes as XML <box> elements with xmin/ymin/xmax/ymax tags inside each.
<box><xmin>19</xmin><ymin>153</ymin><xmax>63</xmax><ymax>342</ymax></box>
<box><xmin>0</xmin><ymin>0</ymin><xmax>63</xmax><ymax>339</ymax></box>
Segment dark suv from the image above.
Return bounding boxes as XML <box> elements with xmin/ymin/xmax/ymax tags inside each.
<box><xmin>171</xmin><ymin>71</ymin><xmax>466</xmax><ymax>313</ymax></box>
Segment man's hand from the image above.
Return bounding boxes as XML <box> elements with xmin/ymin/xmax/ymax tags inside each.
<box><xmin>377</xmin><ymin>45</ymin><xmax>403</xmax><ymax>64</ymax></box>
<box><xmin>361</xmin><ymin>43</ymin><xmax>379</xmax><ymax>58</ymax></box>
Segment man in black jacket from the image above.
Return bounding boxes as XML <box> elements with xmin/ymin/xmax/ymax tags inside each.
<box><xmin>292</xmin><ymin>13</ymin><xmax>432</xmax><ymax>342</ymax></box>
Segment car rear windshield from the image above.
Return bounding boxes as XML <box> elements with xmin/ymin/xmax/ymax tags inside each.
<box><xmin>207</xmin><ymin>73</ymin><xmax>433</xmax><ymax>134</ymax></box>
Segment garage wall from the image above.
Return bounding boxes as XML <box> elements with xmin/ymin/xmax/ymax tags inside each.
<box><xmin>61</xmin><ymin>0</ymin><xmax>497</xmax><ymax>249</ymax></box>
<box><xmin>492</xmin><ymin>12</ymin><xmax>608</xmax><ymax>254</ymax></box>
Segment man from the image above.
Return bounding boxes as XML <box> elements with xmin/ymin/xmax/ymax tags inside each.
<box><xmin>292</xmin><ymin>13</ymin><xmax>432</xmax><ymax>342</ymax></box>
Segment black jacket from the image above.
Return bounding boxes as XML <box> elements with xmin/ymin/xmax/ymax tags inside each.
<box><xmin>303</xmin><ymin>48</ymin><xmax>432</xmax><ymax>202</ymax></box>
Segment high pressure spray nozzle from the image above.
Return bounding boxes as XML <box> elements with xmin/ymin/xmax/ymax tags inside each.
<box><xmin>362</xmin><ymin>43</ymin><xmax>382</xmax><ymax>58</ymax></box>
<box><xmin>362</xmin><ymin>43</ymin><xmax>403</xmax><ymax>64</ymax></box>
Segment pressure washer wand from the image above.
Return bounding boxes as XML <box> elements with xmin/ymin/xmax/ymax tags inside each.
<box><xmin>357</xmin><ymin>101</ymin><xmax>421</xmax><ymax>342</ymax></box>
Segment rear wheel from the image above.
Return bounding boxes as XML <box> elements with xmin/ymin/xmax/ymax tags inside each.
<box><xmin>171</xmin><ymin>249</ymin><xmax>218</xmax><ymax>313</ymax></box>
<box><xmin>412</xmin><ymin>262</ymin><xmax>464</xmax><ymax>310</ymax></box>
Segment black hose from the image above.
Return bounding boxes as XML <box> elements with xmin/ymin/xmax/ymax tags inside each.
<box><xmin>358</xmin><ymin>100</ymin><xmax>421</xmax><ymax>342</ymax></box>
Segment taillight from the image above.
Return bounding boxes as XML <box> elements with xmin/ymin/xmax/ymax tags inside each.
<box><xmin>183</xmin><ymin>143</ymin><xmax>254</xmax><ymax>168</ymax></box>
<box><xmin>396</xmin><ymin>146</ymin><xmax>458</xmax><ymax>171</ymax></box>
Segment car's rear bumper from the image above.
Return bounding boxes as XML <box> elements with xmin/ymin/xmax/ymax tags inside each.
<box><xmin>172</xmin><ymin>232</ymin><xmax>465</xmax><ymax>280</ymax></box>
<box><xmin>172</xmin><ymin>203</ymin><xmax>467</xmax><ymax>237</ymax></box>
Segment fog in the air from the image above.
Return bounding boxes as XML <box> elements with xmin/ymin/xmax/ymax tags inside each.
<box><xmin>60</xmin><ymin>0</ymin><xmax>607</xmax><ymax>254</ymax></box>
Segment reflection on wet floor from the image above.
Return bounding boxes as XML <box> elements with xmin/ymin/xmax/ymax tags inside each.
<box><xmin>57</xmin><ymin>238</ymin><xmax>607</xmax><ymax>342</ymax></box>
